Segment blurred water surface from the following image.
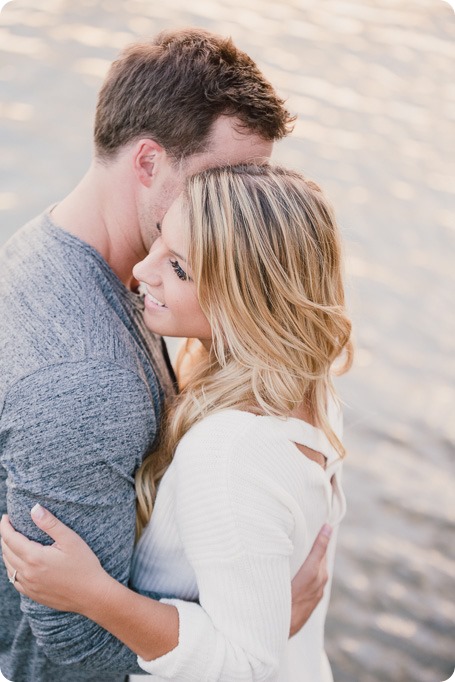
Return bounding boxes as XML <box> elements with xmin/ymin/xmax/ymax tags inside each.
<box><xmin>1</xmin><ymin>1</ymin><xmax>454</xmax><ymax>680</ymax></box>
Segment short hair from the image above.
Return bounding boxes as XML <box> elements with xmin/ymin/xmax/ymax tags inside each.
<box><xmin>94</xmin><ymin>28</ymin><xmax>295</xmax><ymax>161</ymax></box>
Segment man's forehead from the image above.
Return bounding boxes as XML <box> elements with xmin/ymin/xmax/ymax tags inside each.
<box><xmin>187</xmin><ymin>116</ymin><xmax>273</xmax><ymax>172</ymax></box>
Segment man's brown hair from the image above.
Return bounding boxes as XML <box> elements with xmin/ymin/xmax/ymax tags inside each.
<box><xmin>94</xmin><ymin>28</ymin><xmax>295</xmax><ymax>161</ymax></box>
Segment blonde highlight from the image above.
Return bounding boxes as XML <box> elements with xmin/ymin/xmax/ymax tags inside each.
<box><xmin>135</xmin><ymin>164</ymin><xmax>353</xmax><ymax>538</ymax></box>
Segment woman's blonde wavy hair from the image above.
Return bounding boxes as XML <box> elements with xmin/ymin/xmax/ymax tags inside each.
<box><xmin>135</xmin><ymin>164</ymin><xmax>353</xmax><ymax>537</ymax></box>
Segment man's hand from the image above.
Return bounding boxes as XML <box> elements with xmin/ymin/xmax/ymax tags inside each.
<box><xmin>289</xmin><ymin>524</ymin><xmax>332</xmax><ymax>637</ymax></box>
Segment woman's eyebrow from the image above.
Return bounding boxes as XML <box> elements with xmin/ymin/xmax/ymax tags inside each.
<box><xmin>169</xmin><ymin>248</ymin><xmax>187</xmax><ymax>263</ymax></box>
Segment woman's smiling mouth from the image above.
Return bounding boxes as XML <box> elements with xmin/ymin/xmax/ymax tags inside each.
<box><xmin>144</xmin><ymin>288</ymin><xmax>167</xmax><ymax>309</ymax></box>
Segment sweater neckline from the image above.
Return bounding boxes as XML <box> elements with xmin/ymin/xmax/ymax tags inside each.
<box><xmin>255</xmin><ymin>414</ymin><xmax>341</xmax><ymax>472</ymax></box>
<box><xmin>41</xmin><ymin>207</ymin><xmax>144</xmax><ymax>311</ymax></box>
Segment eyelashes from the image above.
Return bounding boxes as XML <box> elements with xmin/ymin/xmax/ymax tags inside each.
<box><xmin>170</xmin><ymin>259</ymin><xmax>189</xmax><ymax>281</ymax></box>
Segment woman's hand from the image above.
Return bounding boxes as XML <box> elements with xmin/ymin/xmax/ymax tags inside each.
<box><xmin>2</xmin><ymin>505</ymin><xmax>179</xmax><ymax>661</ymax></box>
<box><xmin>0</xmin><ymin>504</ymin><xmax>112</xmax><ymax>615</ymax></box>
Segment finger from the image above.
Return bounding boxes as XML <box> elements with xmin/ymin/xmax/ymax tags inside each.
<box><xmin>0</xmin><ymin>514</ymin><xmax>14</xmax><ymax>540</ymax></box>
<box><xmin>2</xmin><ymin>552</ymin><xmax>15</xmax><ymax>577</ymax></box>
<box><xmin>0</xmin><ymin>515</ymin><xmax>43</xmax><ymax>558</ymax></box>
<box><xmin>3</xmin><ymin>560</ymin><xmax>25</xmax><ymax>596</ymax></box>
<box><xmin>12</xmin><ymin>580</ymin><xmax>25</xmax><ymax>595</ymax></box>
<box><xmin>30</xmin><ymin>504</ymin><xmax>79</xmax><ymax>545</ymax></box>
<box><xmin>2</xmin><ymin>540</ymin><xmax>25</xmax><ymax>574</ymax></box>
<box><xmin>306</xmin><ymin>524</ymin><xmax>332</xmax><ymax>566</ymax></box>
<box><xmin>1</xmin><ymin>554</ymin><xmax>25</xmax><ymax>594</ymax></box>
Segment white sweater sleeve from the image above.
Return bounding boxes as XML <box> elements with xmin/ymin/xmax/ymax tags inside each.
<box><xmin>137</xmin><ymin>414</ymin><xmax>298</xmax><ymax>682</ymax></box>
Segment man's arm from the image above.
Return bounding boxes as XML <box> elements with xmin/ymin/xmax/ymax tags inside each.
<box><xmin>289</xmin><ymin>525</ymin><xmax>331</xmax><ymax>636</ymax></box>
<box><xmin>1</xmin><ymin>359</ymin><xmax>158</xmax><ymax>672</ymax></box>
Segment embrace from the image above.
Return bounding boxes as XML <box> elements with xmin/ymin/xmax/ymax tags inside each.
<box><xmin>0</xmin><ymin>28</ymin><xmax>352</xmax><ymax>682</ymax></box>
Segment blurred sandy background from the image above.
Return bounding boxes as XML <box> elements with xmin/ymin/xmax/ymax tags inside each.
<box><xmin>1</xmin><ymin>1</ymin><xmax>454</xmax><ymax>680</ymax></box>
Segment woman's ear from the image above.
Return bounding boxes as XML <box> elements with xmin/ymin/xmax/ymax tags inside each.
<box><xmin>134</xmin><ymin>139</ymin><xmax>166</xmax><ymax>187</ymax></box>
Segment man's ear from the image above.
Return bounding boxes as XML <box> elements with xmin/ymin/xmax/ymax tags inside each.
<box><xmin>134</xmin><ymin>139</ymin><xmax>165</xmax><ymax>187</ymax></box>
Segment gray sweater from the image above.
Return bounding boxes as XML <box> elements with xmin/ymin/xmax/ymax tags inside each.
<box><xmin>0</xmin><ymin>211</ymin><xmax>176</xmax><ymax>682</ymax></box>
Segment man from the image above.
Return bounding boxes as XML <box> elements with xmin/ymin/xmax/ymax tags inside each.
<box><xmin>0</xmin><ymin>28</ymin><xmax>331</xmax><ymax>682</ymax></box>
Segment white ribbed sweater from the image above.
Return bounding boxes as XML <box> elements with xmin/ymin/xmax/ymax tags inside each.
<box><xmin>129</xmin><ymin>406</ymin><xmax>346</xmax><ymax>682</ymax></box>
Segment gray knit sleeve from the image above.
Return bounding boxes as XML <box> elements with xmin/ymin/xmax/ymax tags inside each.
<box><xmin>1</xmin><ymin>359</ymin><xmax>158</xmax><ymax>672</ymax></box>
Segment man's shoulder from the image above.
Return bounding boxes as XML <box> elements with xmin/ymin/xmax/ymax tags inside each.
<box><xmin>0</xmin><ymin>212</ymin><xmax>155</xmax><ymax>400</ymax></box>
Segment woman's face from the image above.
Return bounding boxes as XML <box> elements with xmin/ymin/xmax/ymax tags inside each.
<box><xmin>133</xmin><ymin>196</ymin><xmax>212</xmax><ymax>345</ymax></box>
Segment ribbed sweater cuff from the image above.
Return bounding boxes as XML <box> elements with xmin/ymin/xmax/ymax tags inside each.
<box><xmin>137</xmin><ymin>598</ymin><xmax>217</xmax><ymax>681</ymax></box>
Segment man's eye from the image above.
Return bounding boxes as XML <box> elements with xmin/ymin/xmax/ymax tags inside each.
<box><xmin>170</xmin><ymin>259</ymin><xmax>188</xmax><ymax>281</ymax></box>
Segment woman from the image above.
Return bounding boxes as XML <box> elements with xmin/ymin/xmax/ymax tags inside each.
<box><xmin>1</xmin><ymin>164</ymin><xmax>352</xmax><ymax>681</ymax></box>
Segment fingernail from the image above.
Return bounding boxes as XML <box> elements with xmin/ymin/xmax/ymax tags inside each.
<box><xmin>321</xmin><ymin>524</ymin><xmax>332</xmax><ymax>538</ymax></box>
<box><xmin>31</xmin><ymin>504</ymin><xmax>45</xmax><ymax>520</ymax></box>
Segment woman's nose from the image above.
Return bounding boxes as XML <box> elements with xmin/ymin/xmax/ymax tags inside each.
<box><xmin>133</xmin><ymin>247</ymin><xmax>162</xmax><ymax>285</ymax></box>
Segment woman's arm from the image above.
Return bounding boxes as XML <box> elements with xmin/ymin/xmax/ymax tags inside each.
<box><xmin>140</xmin><ymin>417</ymin><xmax>295</xmax><ymax>680</ymax></box>
<box><xmin>0</xmin><ymin>506</ymin><xmax>179</xmax><ymax>661</ymax></box>
<box><xmin>1</xmin><ymin>424</ymin><xmax>294</xmax><ymax>682</ymax></box>
<box><xmin>86</xmin><ymin>576</ymin><xmax>179</xmax><ymax>661</ymax></box>
<box><xmin>1</xmin><ymin>417</ymin><xmax>331</xmax><ymax>680</ymax></box>
<box><xmin>1</xmin><ymin>482</ymin><xmax>291</xmax><ymax>681</ymax></box>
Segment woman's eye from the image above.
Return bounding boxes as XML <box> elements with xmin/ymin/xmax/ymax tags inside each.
<box><xmin>170</xmin><ymin>259</ymin><xmax>188</xmax><ymax>281</ymax></box>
